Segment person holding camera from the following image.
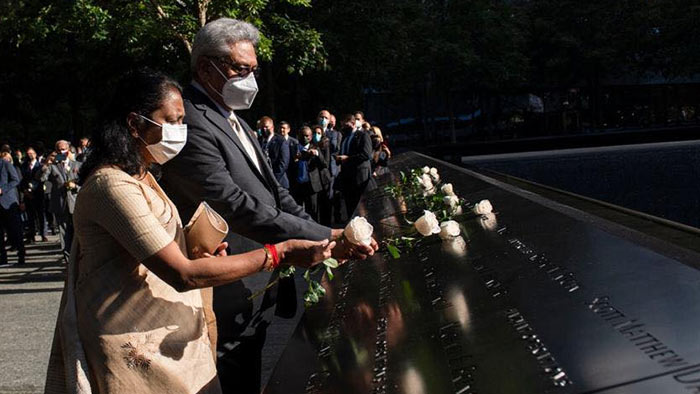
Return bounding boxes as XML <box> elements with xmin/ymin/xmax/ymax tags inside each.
<box><xmin>289</xmin><ymin>126</ymin><xmax>330</xmax><ymax>222</ymax></box>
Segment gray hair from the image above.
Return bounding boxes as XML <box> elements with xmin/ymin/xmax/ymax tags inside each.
<box><xmin>191</xmin><ymin>18</ymin><xmax>260</xmax><ymax>71</ymax></box>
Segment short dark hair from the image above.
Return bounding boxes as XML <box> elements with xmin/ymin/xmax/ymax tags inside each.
<box><xmin>79</xmin><ymin>69</ymin><xmax>182</xmax><ymax>184</ymax></box>
<box><xmin>354</xmin><ymin>111</ymin><xmax>364</xmax><ymax>118</ymax></box>
<box><xmin>341</xmin><ymin>114</ymin><xmax>354</xmax><ymax>124</ymax></box>
<box><xmin>279</xmin><ymin>121</ymin><xmax>290</xmax><ymax>128</ymax></box>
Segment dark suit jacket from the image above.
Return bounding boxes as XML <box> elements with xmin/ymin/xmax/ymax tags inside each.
<box><xmin>324</xmin><ymin>128</ymin><xmax>342</xmax><ymax>177</ymax></box>
<box><xmin>338</xmin><ymin>129</ymin><xmax>376</xmax><ymax>191</ymax></box>
<box><xmin>288</xmin><ymin>144</ymin><xmax>329</xmax><ymax>194</ymax></box>
<box><xmin>0</xmin><ymin>160</ymin><xmax>20</xmax><ymax>209</ymax></box>
<box><xmin>260</xmin><ymin>133</ymin><xmax>290</xmax><ymax>189</ymax></box>
<box><xmin>20</xmin><ymin>160</ymin><xmax>44</xmax><ymax>197</ymax></box>
<box><xmin>40</xmin><ymin>160</ymin><xmax>81</xmax><ymax>215</ymax></box>
<box><xmin>161</xmin><ymin>85</ymin><xmax>331</xmax><ymax>252</ymax></box>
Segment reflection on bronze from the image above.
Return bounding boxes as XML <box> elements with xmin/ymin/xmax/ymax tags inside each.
<box><xmin>265</xmin><ymin>153</ymin><xmax>700</xmax><ymax>394</ymax></box>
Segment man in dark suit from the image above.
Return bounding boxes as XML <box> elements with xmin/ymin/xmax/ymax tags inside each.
<box><xmin>278</xmin><ymin>121</ymin><xmax>299</xmax><ymax>186</ymax></box>
<box><xmin>336</xmin><ymin>113</ymin><xmax>377</xmax><ymax>217</ymax></box>
<box><xmin>20</xmin><ymin>147</ymin><xmax>47</xmax><ymax>243</ymax></box>
<box><xmin>257</xmin><ymin>116</ymin><xmax>290</xmax><ymax>188</ymax></box>
<box><xmin>0</xmin><ymin>156</ymin><xmax>24</xmax><ymax>266</ymax></box>
<box><xmin>40</xmin><ymin>140</ymin><xmax>81</xmax><ymax>260</ymax></box>
<box><xmin>160</xmin><ymin>18</ymin><xmax>377</xmax><ymax>393</ymax></box>
<box><xmin>288</xmin><ymin>126</ymin><xmax>328</xmax><ymax>221</ymax></box>
<box><xmin>318</xmin><ymin>110</ymin><xmax>343</xmax><ymax>223</ymax></box>
<box><xmin>318</xmin><ymin>110</ymin><xmax>342</xmax><ymax>179</ymax></box>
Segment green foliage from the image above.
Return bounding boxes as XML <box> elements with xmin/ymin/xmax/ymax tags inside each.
<box><xmin>0</xmin><ymin>0</ymin><xmax>326</xmax><ymax>143</ymax></box>
<box><xmin>386</xmin><ymin>243</ymin><xmax>400</xmax><ymax>259</ymax></box>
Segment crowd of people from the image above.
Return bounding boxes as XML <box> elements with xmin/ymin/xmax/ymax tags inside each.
<box><xmin>0</xmin><ymin>17</ymin><xmax>394</xmax><ymax>394</ymax></box>
<box><xmin>254</xmin><ymin>109</ymin><xmax>391</xmax><ymax>226</ymax></box>
<box><xmin>0</xmin><ymin>109</ymin><xmax>391</xmax><ymax>269</ymax></box>
<box><xmin>0</xmin><ymin>138</ymin><xmax>88</xmax><ymax>266</ymax></box>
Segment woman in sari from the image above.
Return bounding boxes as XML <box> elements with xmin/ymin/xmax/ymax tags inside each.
<box><xmin>45</xmin><ymin>70</ymin><xmax>334</xmax><ymax>394</ymax></box>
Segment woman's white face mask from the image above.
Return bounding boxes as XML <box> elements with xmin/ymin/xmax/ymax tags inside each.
<box><xmin>138</xmin><ymin>115</ymin><xmax>187</xmax><ymax>164</ymax></box>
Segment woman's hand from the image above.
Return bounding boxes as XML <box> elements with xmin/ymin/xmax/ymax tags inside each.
<box><xmin>278</xmin><ymin>239</ymin><xmax>336</xmax><ymax>268</ymax></box>
<box><xmin>202</xmin><ymin>242</ymin><xmax>228</xmax><ymax>258</ymax></box>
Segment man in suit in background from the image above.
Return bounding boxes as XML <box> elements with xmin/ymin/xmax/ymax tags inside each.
<box><xmin>336</xmin><ymin>113</ymin><xmax>377</xmax><ymax>217</ymax></box>
<box><xmin>0</xmin><ymin>155</ymin><xmax>24</xmax><ymax>266</ymax></box>
<box><xmin>20</xmin><ymin>147</ymin><xmax>47</xmax><ymax>243</ymax></box>
<box><xmin>317</xmin><ymin>110</ymin><xmax>343</xmax><ymax>223</ymax></box>
<box><xmin>258</xmin><ymin>116</ymin><xmax>290</xmax><ymax>188</ymax></box>
<box><xmin>40</xmin><ymin>140</ymin><xmax>81</xmax><ymax>260</ymax></box>
<box><xmin>280</xmin><ymin>121</ymin><xmax>300</xmax><ymax>193</ymax></box>
<box><xmin>160</xmin><ymin>18</ymin><xmax>377</xmax><ymax>393</ymax></box>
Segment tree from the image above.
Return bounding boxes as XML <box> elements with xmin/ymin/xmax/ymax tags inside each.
<box><xmin>0</xmin><ymin>0</ymin><xmax>327</xmax><ymax>144</ymax></box>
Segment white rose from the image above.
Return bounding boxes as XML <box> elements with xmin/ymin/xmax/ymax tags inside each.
<box><xmin>414</xmin><ymin>210</ymin><xmax>440</xmax><ymax>236</ymax></box>
<box><xmin>439</xmin><ymin>220</ymin><xmax>461</xmax><ymax>239</ymax></box>
<box><xmin>416</xmin><ymin>174</ymin><xmax>433</xmax><ymax>190</ymax></box>
<box><xmin>444</xmin><ymin>195</ymin><xmax>459</xmax><ymax>208</ymax></box>
<box><xmin>344</xmin><ymin>216</ymin><xmax>374</xmax><ymax>246</ymax></box>
<box><xmin>479</xmin><ymin>212</ymin><xmax>498</xmax><ymax>231</ymax></box>
<box><xmin>430</xmin><ymin>167</ymin><xmax>440</xmax><ymax>181</ymax></box>
<box><xmin>473</xmin><ymin>199</ymin><xmax>493</xmax><ymax>215</ymax></box>
<box><xmin>442</xmin><ymin>236</ymin><xmax>467</xmax><ymax>257</ymax></box>
<box><xmin>450</xmin><ymin>205</ymin><xmax>463</xmax><ymax>216</ymax></box>
<box><xmin>420</xmin><ymin>174</ymin><xmax>432</xmax><ymax>188</ymax></box>
<box><xmin>422</xmin><ymin>166</ymin><xmax>430</xmax><ymax>174</ymax></box>
<box><xmin>441</xmin><ymin>183</ymin><xmax>455</xmax><ymax>196</ymax></box>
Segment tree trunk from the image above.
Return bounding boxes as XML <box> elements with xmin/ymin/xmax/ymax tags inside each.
<box><xmin>198</xmin><ymin>0</ymin><xmax>211</xmax><ymax>27</ymax></box>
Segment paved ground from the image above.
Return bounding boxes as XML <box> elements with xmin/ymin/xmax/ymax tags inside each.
<box><xmin>0</xmin><ymin>236</ymin><xmax>64</xmax><ymax>394</ymax></box>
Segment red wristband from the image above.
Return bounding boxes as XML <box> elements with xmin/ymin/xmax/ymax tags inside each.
<box><xmin>265</xmin><ymin>244</ymin><xmax>280</xmax><ymax>269</ymax></box>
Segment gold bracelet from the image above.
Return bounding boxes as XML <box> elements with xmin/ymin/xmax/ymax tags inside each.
<box><xmin>262</xmin><ymin>246</ymin><xmax>273</xmax><ymax>271</ymax></box>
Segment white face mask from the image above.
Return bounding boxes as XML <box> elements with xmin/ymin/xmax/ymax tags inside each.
<box><xmin>138</xmin><ymin>115</ymin><xmax>187</xmax><ymax>164</ymax></box>
<box><xmin>209</xmin><ymin>60</ymin><xmax>258</xmax><ymax>110</ymax></box>
<box><xmin>355</xmin><ymin>119</ymin><xmax>362</xmax><ymax>129</ymax></box>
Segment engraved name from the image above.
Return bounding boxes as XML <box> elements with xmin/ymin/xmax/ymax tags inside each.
<box><xmin>587</xmin><ymin>296</ymin><xmax>688</xmax><ymax>369</ymax></box>
<box><xmin>505</xmin><ymin>308</ymin><xmax>572</xmax><ymax>387</ymax></box>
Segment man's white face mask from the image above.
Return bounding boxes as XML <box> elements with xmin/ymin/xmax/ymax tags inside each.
<box><xmin>209</xmin><ymin>60</ymin><xmax>259</xmax><ymax>110</ymax></box>
<box><xmin>138</xmin><ymin>115</ymin><xmax>188</xmax><ymax>164</ymax></box>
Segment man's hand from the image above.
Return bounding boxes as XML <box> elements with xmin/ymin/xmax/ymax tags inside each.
<box><xmin>335</xmin><ymin>154</ymin><xmax>348</xmax><ymax>163</ymax></box>
<box><xmin>331</xmin><ymin>236</ymin><xmax>379</xmax><ymax>261</ymax></box>
<box><xmin>279</xmin><ymin>239</ymin><xmax>336</xmax><ymax>268</ymax></box>
<box><xmin>330</xmin><ymin>228</ymin><xmax>344</xmax><ymax>240</ymax></box>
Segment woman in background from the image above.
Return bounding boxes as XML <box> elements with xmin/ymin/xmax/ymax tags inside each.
<box><xmin>371</xmin><ymin>126</ymin><xmax>391</xmax><ymax>176</ymax></box>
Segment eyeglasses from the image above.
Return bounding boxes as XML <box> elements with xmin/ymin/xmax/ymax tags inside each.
<box><xmin>211</xmin><ymin>56</ymin><xmax>260</xmax><ymax>78</ymax></box>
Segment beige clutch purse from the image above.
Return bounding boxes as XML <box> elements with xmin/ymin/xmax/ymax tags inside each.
<box><xmin>184</xmin><ymin>201</ymin><xmax>229</xmax><ymax>258</ymax></box>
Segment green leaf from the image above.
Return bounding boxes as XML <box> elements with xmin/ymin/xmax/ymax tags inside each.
<box><xmin>303</xmin><ymin>269</ymin><xmax>310</xmax><ymax>282</ymax></box>
<box><xmin>386</xmin><ymin>243</ymin><xmax>401</xmax><ymax>259</ymax></box>
<box><xmin>326</xmin><ymin>266</ymin><xmax>335</xmax><ymax>281</ymax></box>
<box><xmin>308</xmin><ymin>289</ymin><xmax>319</xmax><ymax>303</ymax></box>
<box><xmin>310</xmin><ymin>280</ymin><xmax>324</xmax><ymax>292</ymax></box>
<box><xmin>323</xmin><ymin>257</ymin><xmax>339</xmax><ymax>268</ymax></box>
<box><xmin>279</xmin><ymin>266</ymin><xmax>295</xmax><ymax>278</ymax></box>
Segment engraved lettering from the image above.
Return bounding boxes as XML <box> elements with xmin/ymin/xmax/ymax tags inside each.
<box><xmin>675</xmin><ymin>367</ymin><xmax>700</xmax><ymax>384</ymax></box>
<box><xmin>640</xmin><ymin>343</ymin><xmax>668</xmax><ymax>353</ymax></box>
